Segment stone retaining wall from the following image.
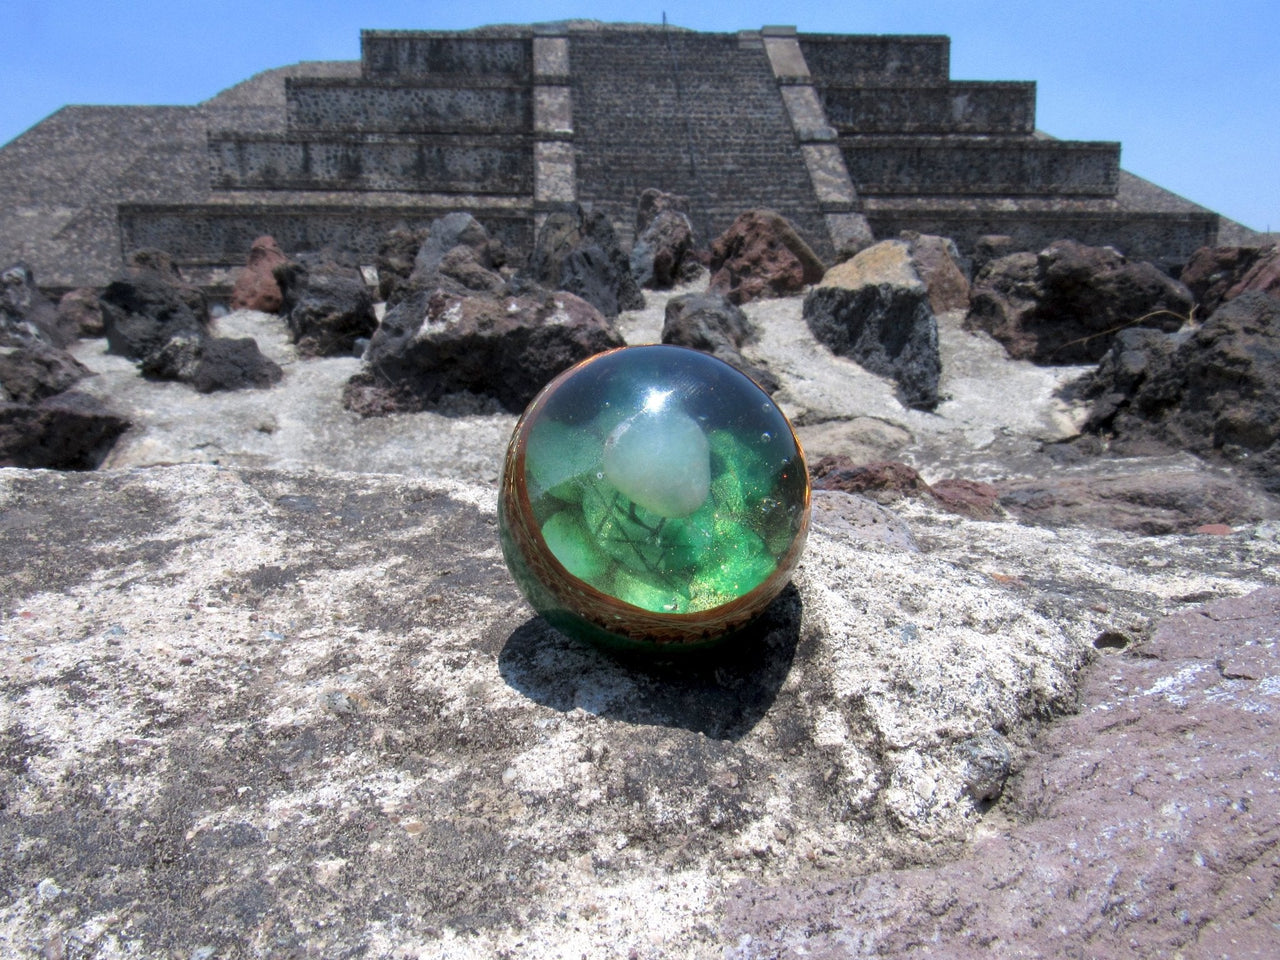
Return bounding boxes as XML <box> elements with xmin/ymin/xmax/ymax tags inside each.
<box><xmin>118</xmin><ymin>204</ymin><xmax>535</xmax><ymax>267</ymax></box>
<box><xmin>361</xmin><ymin>32</ymin><xmax>533</xmax><ymax>80</ymax></box>
<box><xmin>285</xmin><ymin>79</ymin><xmax>532</xmax><ymax>134</ymax></box>
<box><xmin>821</xmin><ymin>82</ymin><xmax>1036</xmax><ymax>134</ymax></box>
<box><xmin>800</xmin><ymin>35</ymin><xmax>950</xmax><ymax>84</ymax></box>
<box><xmin>843</xmin><ymin>136</ymin><xmax>1121</xmax><ymax>196</ymax></box>
<box><xmin>208</xmin><ymin>133</ymin><xmax>533</xmax><ymax>194</ymax></box>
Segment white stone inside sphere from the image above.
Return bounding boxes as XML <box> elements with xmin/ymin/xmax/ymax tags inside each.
<box><xmin>602</xmin><ymin>406</ymin><xmax>711</xmax><ymax>518</ymax></box>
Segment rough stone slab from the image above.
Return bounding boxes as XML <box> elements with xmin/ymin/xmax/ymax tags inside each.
<box><xmin>762</xmin><ymin>35</ymin><xmax>810</xmax><ymax>79</ymax></box>
<box><xmin>532</xmin><ymin>35</ymin><xmax>570</xmax><ymax>78</ymax></box>
<box><xmin>724</xmin><ymin>587</ymin><xmax>1280</xmax><ymax>958</ymax></box>
<box><xmin>2</xmin><ymin>463</ymin><xmax>1278</xmax><ymax>956</ymax></box>
<box><xmin>533</xmin><ymin>86</ymin><xmax>572</xmax><ymax>135</ymax></box>
<box><xmin>534</xmin><ymin>141</ymin><xmax>576</xmax><ymax>203</ymax></box>
<box><xmin>801</xmin><ymin>144</ymin><xmax>859</xmax><ymax>206</ymax></box>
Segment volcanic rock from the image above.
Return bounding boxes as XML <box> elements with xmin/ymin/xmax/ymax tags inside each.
<box><xmin>1084</xmin><ymin>291</ymin><xmax>1280</xmax><ymax>490</ymax></box>
<box><xmin>803</xmin><ymin>239</ymin><xmax>942</xmax><ymax>410</ymax></box>
<box><xmin>0</xmin><ymin>341</ymin><xmax>90</xmax><ymax>403</ymax></box>
<box><xmin>405</xmin><ymin>212</ymin><xmax>508</xmax><ymax>300</ymax></box>
<box><xmin>1180</xmin><ymin>242</ymin><xmax>1280</xmax><ymax>316</ymax></box>
<box><xmin>100</xmin><ymin>261</ymin><xmax>208</xmax><ymax>362</ymax></box>
<box><xmin>275</xmin><ymin>259</ymin><xmax>378</xmax><ymax>358</ymax></box>
<box><xmin>1</xmin><ymin>263</ymin><xmax>72</xmax><ymax>347</ymax></box>
<box><xmin>230</xmin><ymin>235</ymin><xmax>289</xmax><ymax>313</ymax></box>
<box><xmin>527</xmin><ymin>204</ymin><xmax>643</xmax><ymax>317</ymax></box>
<box><xmin>141</xmin><ymin>334</ymin><xmax>283</xmax><ymax>393</ymax></box>
<box><xmin>0</xmin><ymin>390</ymin><xmax>129</xmax><ymax>468</ymax></box>
<box><xmin>899</xmin><ymin>231</ymin><xmax>970</xmax><ymax>313</ymax></box>
<box><xmin>709</xmin><ymin>210</ymin><xmax>826</xmax><ymax>305</ymax></box>
<box><xmin>57</xmin><ymin>287</ymin><xmax>105</xmax><ymax>338</ymax></box>
<box><xmin>966</xmin><ymin>239</ymin><xmax>1194</xmax><ymax>364</ymax></box>
<box><xmin>811</xmin><ymin>456</ymin><xmax>931</xmax><ymax>502</ymax></box>
<box><xmin>344</xmin><ymin>289</ymin><xmax>625</xmax><ymax>415</ymax></box>
<box><xmin>660</xmin><ymin>291</ymin><xmax>778</xmax><ymax>392</ymax></box>
<box><xmin>634</xmin><ymin>187</ymin><xmax>690</xmax><ymax>234</ymax></box>
<box><xmin>374</xmin><ymin>225</ymin><xmax>427</xmax><ymax>304</ymax></box>
<box><xmin>996</xmin><ymin>465</ymin><xmax>1277</xmax><ymax>535</ymax></box>
<box><xmin>724</xmin><ymin>587</ymin><xmax>1280</xmax><ymax>958</ymax></box>
<box><xmin>631</xmin><ymin>209</ymin><xmax>699</xmax><ymax>289</ymax></box>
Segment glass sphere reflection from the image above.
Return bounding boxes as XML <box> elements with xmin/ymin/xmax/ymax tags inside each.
<box><xmin>499</xmin><ymin>345</ymin><xmax>810</xmax><ymax>651</ymax></box>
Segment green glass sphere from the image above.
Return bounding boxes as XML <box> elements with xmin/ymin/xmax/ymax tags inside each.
<box><xmin>499</xmin><ymin>345</ymin><xmax>810</xmax><ymax>651</ymax></box>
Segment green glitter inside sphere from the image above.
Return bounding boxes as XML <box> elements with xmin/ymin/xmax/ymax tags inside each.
<box><xmin>499</xmin><ymin>345</ymin><xmax>810</xmax><ymax>651</ymax></box>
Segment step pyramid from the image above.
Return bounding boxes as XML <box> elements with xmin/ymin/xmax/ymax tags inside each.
<box><xmin>0</xmin><ymin>22</ymin><xmax>1230</xmax><ymax>293</ymax></box>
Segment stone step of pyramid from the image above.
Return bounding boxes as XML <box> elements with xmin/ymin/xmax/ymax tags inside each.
<box><xmin>207</xmin><ymin>133</ymin><xmax>534</xmax><ymax>195</ymax></box>
<box><xmin>842</xmin><ymin>135</ymin><xmax>1121</xmax><ymax>197</ymax></box>
<box><xmin>819</xmin><ymin>82</ymin><xmax>1037</xmax><ymax>135</ymax></box>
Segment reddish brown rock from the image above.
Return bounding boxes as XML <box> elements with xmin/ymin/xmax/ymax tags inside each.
<box><xmin>929</xmin><ymin>477</ymin><xmax>1000</xmax><ymax>519</ymax></box>
<box><xmin>230</xmin><ymin>236</ymin><xmax>289</xmax><ymax>313</ymax></box>
<box><xmin>56</xmin><ymin>288</ymin><xmax>105</xmax><ymax>338</ymax></box>
<box><xmin>1181</xmin><ymin>243</ymin><xmax>1280</xmax><ymax>316</ymax></box>
<box><xmin>725</xmin><ymin>588</ymin><xmax>1280</xmax><ymax>958</ymax></box>
<box><xmin>900</xmin><ymin>230</ymin><xmax>970</xmax><ymax>313</ymax></box>
<box><xmin>709</xmin><ymin>210</ymin><xmax>825</xmax><ymax>305</ymax></box>
<box><xmin>1229</xmin><ymin>243</ymin><xmax>1280</xmax><ymax>300</ymax></box>
<box><xmin>811</xmin><ymin>456</ymin><xmax>930</xmax><ymax>502</ymax></box>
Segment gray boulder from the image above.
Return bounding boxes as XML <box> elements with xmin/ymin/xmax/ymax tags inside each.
<box><xmin>141</xmin><ymin>334</ymin><xmax>283</xmax><ymax>394</ymax></box>
<box><xmin>660</xmin><ymin>291</ymin><xmax>778</xmax><ymax>392</ymax></box>
<box><xmin>966</xmin><ymin>239</ymin><xmax>1194</xmax><ymax>364</ymax></box>
<box><xmin>1</xmin><ymin>263</ymin><xmax>72</xmax><ymax>347</ymax></box>
<box><xmin>344</xmin><ymin>288</ymin><xmax>625</xmax><ymax>415</ymax></box>
<box><xmin>100</xmin><ymin>253</ymin><xmax>209</xmax><ymax>362</ymax></box>
<box><xmin>0</xmin><ymin>340</ymin><xmax>90</xmax><ymax>403</ymax></box>
<box><xmin>1085</xmin><ymin>291</ymin><xmax>1280</xmax><ymax>491</ymax></box>
<box><xmin>57</xmin><ymin>288</ymin><xmax>105</xmax><ymax>338</ymax></box>
<box><xmin>527</xmin><ymin>204</ymin><xmax>644</xmax><ymax>317</ymax></box>
<box><xmin>275</xmin><ymin>259</ymin><xmax>378</xmax><ymax>358</ymax></box>
<box><xmin>803</xmin><ymin>239</ymin><xmax>942</xmax><ymax>410</ymax></box>
<box><xmin>631</xmin><ymin>209</ymin><xmax>699</xmax><ymax>289</ymax></box>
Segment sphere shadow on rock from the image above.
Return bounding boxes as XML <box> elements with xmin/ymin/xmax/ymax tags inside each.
<box><xmin>498</xmin><ymin>584</ymin><xmax>802</xmax><ymax>741</ymax></box>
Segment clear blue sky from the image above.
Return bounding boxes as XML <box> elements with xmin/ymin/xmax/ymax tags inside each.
<box><xmin>5</xmin><ymin>0</ymin><xmax>1277</xmax><ymax>232</ymax></box>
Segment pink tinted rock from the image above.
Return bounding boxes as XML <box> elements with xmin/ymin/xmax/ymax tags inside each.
<box><xmin>929</xmin><ymin>477</ymin><xmax>1000</xmax><ymax>519</ymax></box>
<box><xmin>810</xmin><ymin>456</ymin><xmax>930</xmax><ymax>503</ymax></box>
<box><xmin>1228</xmin><ymin>243</ymin><xmax>1280</xmax><ymax>302</ymax></box>
<box><xmin>724</xmin><ymin>588</ymin><xmax>1280</xmax><ymax>958</ymax></box>
<box><xmin>995</xmin><ymin>468</ymin><xmax>1276</xmax><ymax>535</ymax></box>
<box><xmin>230</xmin><ymin>236</ymin><xmax>289</xmax><ymax>313</ymax></box>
